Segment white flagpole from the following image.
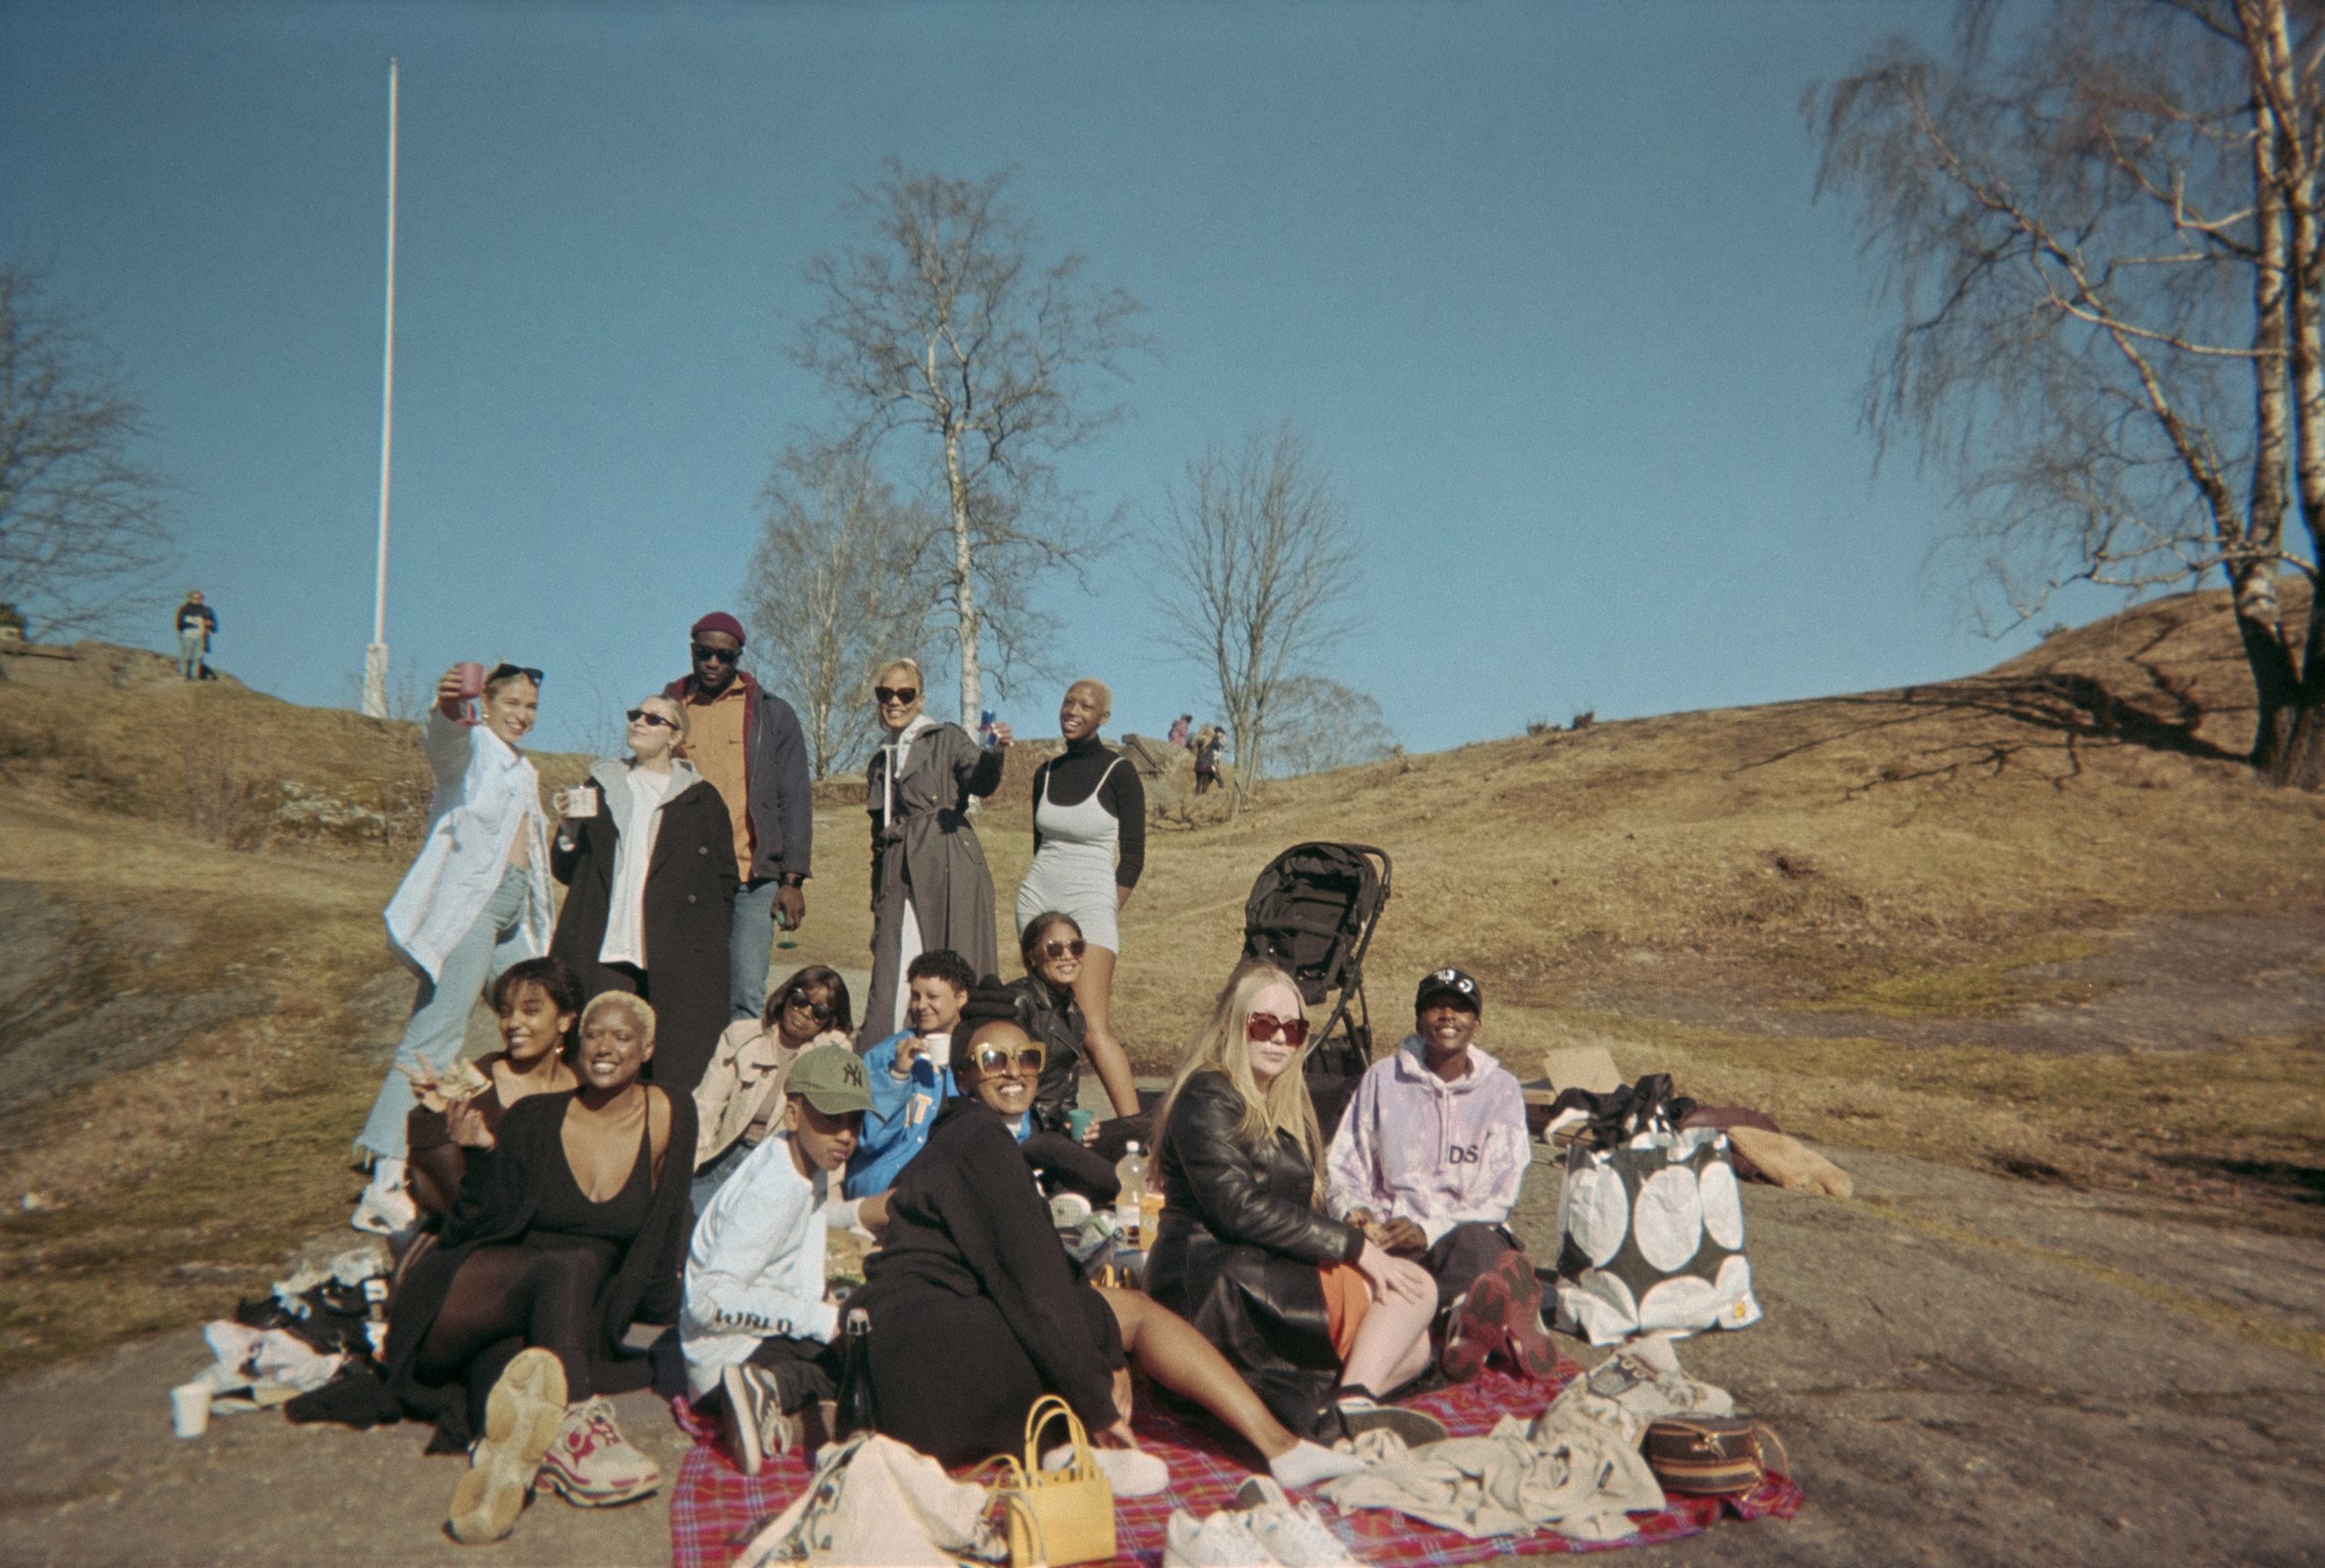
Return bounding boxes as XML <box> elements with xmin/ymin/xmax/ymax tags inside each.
<box><xmin>362</xmin><ymin>57</ymin><xmax>399</xmax><ymax>719</ymax></box>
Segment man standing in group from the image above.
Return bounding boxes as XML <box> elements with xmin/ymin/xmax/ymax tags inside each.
<box><xmin>665</xmin><ymin>612</ymin><xmax>813</xmax><ymax>1021</ymax></box>
<box><xmin>174</xmin><ymin>590</ymin><xmax>217</xmax><ymax>679</ymax></box>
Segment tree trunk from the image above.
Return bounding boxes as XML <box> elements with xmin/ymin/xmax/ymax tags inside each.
<box><xmin>944</xmin><ymin>428</ymin><xmax>981</xmax><ymax>728</ymax></box>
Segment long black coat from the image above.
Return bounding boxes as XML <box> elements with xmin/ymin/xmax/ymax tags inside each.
<box><xmin>1146</xmin><ymin>1070</ymin><xmax>1364</xmax><ymax>1440</ymax></box>
<box><xmin>550</xmin><ymin>763</ymin><xmax>737</xmax><ymax>1092</ymax></box>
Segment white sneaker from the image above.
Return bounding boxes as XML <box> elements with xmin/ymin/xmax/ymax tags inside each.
<box><xmin>720</xmin><ymin>1365</ymin><xmax>800</xmax><ymax>1477</ymax></box>
<box><xmin>1162</xmin><ymin>1508</ymin><xmax>1283</xmax><ymax>1568</ymax></box>
<box><xmin>1044</xmin><ymin>1441</ymin><xmax>1169</xmax><ymax>1497</ymax></box>
<box><xmin>1232</xmin><ymin>1477</ymin><xmax>1360</xmax><ymax>1567</ymax></box>
<box><xmin>350</xmin><ymin>1182</ymin><xmax>417</xmax><ymax>1237</ymax></box>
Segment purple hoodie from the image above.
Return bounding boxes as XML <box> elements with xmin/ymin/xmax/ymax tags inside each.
<box><xmin>1324</xmin><ymin>1036</ymin><xmax>1530</xmax><ymax>1245</ymax></box>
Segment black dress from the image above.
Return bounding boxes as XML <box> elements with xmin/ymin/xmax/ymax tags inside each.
<box><xmin>846</xmin><ymin>1096</ymin><xmax>1124</xmax><ymax>1466</ymax></box>
<box><xmin>382</xmin><ymin>1090</ymin><xmax>697</xmax><ymax>1441</ymax></box>
<box><xmin>1144</xmin><ymin>1070</ymin><xmax>1364</xmax><ymax>1440</ymax></box>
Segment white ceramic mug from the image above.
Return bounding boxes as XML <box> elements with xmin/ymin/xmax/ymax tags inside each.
<box><xmin>557</xmin><ymin>785</ymin><xmax>599</xmax><ymax>819</ymax></box>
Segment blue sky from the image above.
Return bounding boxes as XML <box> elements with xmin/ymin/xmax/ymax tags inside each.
<box><xmin>0</xmin><ymin>0</ymin><xmax>2119</xmax><ymax>760</ymax></box>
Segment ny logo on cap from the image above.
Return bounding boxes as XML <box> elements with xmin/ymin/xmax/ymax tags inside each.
<box><xmin>840</xmin><ymin>1059</ymin><xmax>866</xmax><ymax>1087</ymax></box>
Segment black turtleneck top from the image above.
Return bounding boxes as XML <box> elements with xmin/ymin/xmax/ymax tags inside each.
<box><xmin>1029</xmin><ymin>734</ymin><xmax>1146</xmax><ymax>889</ymax></box>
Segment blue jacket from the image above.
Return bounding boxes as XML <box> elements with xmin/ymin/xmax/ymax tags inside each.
<box><xmin>845</xmin><ymin>1032</ymin><xmax>955</xmax><ymax>1198</ymax></box>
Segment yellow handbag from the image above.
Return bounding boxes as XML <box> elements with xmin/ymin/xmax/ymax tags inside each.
<box><xmin>982</xmin><ymin>1394</ymin><xmax>1116</xmax><ymax>1568</ymax></box>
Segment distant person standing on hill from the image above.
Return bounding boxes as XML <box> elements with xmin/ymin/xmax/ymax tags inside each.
<box><xmin>173</xmin><ymin>591</ymin><xmax>216</xmax><ymax>679</ymax></box>
<box><xmin>662</xmin><ymin>613</ymin><xmax>813</xmax><ymax>1023</ymax></box>
<box><xmin>863</xmin><ymin>657</ymin><xmax>1011</xmax><ymax>1040</ymax></box>
<box><xmin>1168</xmin><ymin>713</ymin><xmax>1192</xmax><ymax>748</ymax></box>
<box><xmin>1014</xmin><ymin>678</ymin><xmax>1144</xmax><ymax>1118</ymax></box>
<box><xmin>1193</xmin><ymin>725</ymin><xmax>1224</xmax><ymax>795</ymax></box>
<box><xmin>352</xmin><ymin>663</ymin><xmax>555</xmax><ymax>1237</ymax></box>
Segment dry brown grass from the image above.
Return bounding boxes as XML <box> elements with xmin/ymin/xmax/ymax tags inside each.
<box><xmin>0</xmin><ymin>584</ymin><xmax>2319</xmax><ymax>1376</ymax></box>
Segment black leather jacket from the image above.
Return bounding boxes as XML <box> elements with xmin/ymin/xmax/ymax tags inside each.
<box><xmin>1009</xmin><ymin>974</ymin><xmax>1086</xmax><ymax>1131</ymax></box>
<box><xmin>1145</xmin><ymin>1070</ymin><xmax>1361</xmax><ymax>1437</ymax></box>
<box><xmin>1153</xmin><ymin>1072</ymin><xmax>1361</xmax><ymax>1267</ymax></box>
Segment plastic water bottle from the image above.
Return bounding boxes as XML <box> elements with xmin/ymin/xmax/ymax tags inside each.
<box><xmin>1113</xmin><ymin>1141</ymin><xmax>1149</xmax><ymax>1245</ymax></box>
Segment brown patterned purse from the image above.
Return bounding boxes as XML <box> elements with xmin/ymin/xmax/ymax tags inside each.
<box><xmin>1641</xmin><ymin>1416</ymin><xmax>1788</xmax><ymax>1499</ymax></box>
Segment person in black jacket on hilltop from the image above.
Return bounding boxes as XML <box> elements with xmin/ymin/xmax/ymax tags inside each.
<box><xmin>846</xmin><ymin>984</ymin><xmax>1362</xmax><ymax>1491</ymax></box>
<box><xmin>549</xmin><ymin>694</ymin><xmax>737</xmax><ymax>1093</ymax></box>
<box><xmin>381</xmin><ymin>992</ymin><xmax>696</xmax><ymax>1543</ymax></box>
<box><xmin>1146</xmin><ymin>963</ymin><xmax>1447</xmax><ymax>1446</ymax></box>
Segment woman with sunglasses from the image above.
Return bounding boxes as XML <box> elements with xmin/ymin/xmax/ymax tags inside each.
<box><xmin>354</xmin><ymin>663</ymin><xmax>558</xmax><ymax>1237</ymax></box>
<box><xmin>549</xmin><ymin>694</ymin><xmax>737</xmax><ymax>1094</ymax></box>
<box><xmin>1012</xmin><ymin>680</ymin><xmax>1144</xmax><ymax>1120</ymax></box>
<box><xmin>690</xmin><ymin>965</ymin><xmax>854</xmax><ymax>1212</ymax></box>
<box><xmin>861</xmin><ymin>657</ymin><xmax>1012</xmax><ymax>1040</ymax></box>
<box><xmin>1145</xmin><ymin>964</ymin><xmax>1446</xmax><ymax>1446</ymax></box>
<box><xmin>1009</xmin><ymin>911</ymin><xmax>1123</xmax><ymax>1136</ymax></box>
<box><xmin>846</xmin><ymin>985</ymin><xmax>1362</xmax><ymax>1492</ymax></box>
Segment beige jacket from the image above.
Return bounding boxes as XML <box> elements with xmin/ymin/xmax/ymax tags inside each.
<box><xmin>693</xmin><ymin>1023</ymin><xmax>849</xmax><ymax>1169</ymax></box>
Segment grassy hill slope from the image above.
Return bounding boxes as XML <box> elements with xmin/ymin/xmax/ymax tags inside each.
<box><xmin>0</xmin><ymin>583</ymin><xmax>2317</xmax><ymax>1376</ymax></box>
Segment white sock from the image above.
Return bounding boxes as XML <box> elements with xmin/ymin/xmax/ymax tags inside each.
<box><xmin>368</xmin><ymin>1158</ymin><xmax>407</xmax><ymax>1193</ymax></box>
<box><xmin>1269</xmin><ymin>1439</ymin><xmax>1363</xmax><ymax>1489</ymax></box>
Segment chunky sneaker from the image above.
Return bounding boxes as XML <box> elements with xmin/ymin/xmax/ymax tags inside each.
<box><xmin>538</xmin><ymin>1396</ymin><xmax>661</xmax><ymax>1506</ymax></box>
<box><xmin>1161</xmin><ymin>1508</ymin><xmax>1281</xmax><ymax>1568</ymax></box>
<box><xmin>1445</xmin><ymin>1248</ymin><xmax>1563</xmax><ymax>1381</ymax></box>
<box><xmin>350</xmin><ymin>1181</ymin><xmax>418</xmax><ymax>1237</ymax></box>
<box><xmin>720</xmin><ymin>1365</ymin><xmax>799</xmax><ymax>1477</ymax></box>
<box><xmin>1334</xmin><ymin>1395</ymin><xmax>1447</xmax><ymax>1449</ymax></box>
<box><xmin>448</xmin><ymin>1348</ymin><xmax>566</xmax><ymax>1543</ymax></box>
<box><xmin>1232</xmin><ymin>1476</ymin><xmax>1361</xmax><ymax>1567</ymax></box>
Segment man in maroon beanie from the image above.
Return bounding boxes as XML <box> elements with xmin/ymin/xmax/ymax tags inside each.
<box><xmin>665</xmin><ymin>611</ymin><xmax>814</xmax><ymax>1021</ymax></box>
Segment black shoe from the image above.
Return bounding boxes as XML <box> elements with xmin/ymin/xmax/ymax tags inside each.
<box><xmin>1334</xmin><ymin>1395</ymin><xmax>1447</xmax><ymax>1448</ymax></box>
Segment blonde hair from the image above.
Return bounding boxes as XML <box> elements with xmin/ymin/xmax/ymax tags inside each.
<box><xmin>580</xmin><ymin>991</ymin><xmax>657</xmax><ymax>1050</ymax></box>
<box><xmin>637</xmin><ymin>693</ymin><xmax>690</xmax><ymax>742</ymax></box>
<box><xmin>1154</xmin><ymin>962</ymin><xmax>1324</xmax><ymax>1196</ymax></box>
<box><xmin>1067</xmin><ymin>676</ymin><xmax>1112</xmax><ymax>714</ymax></box>
<box><xmin>874</xmin><ymin>656</ymin><xmax>923</xmax><ymax>689</ymax></box>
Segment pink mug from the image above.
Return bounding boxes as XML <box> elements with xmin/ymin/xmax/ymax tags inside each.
<box><xmin>452</xmin><ymin>661</ymin><xmax>486</xmax><ymax>725</ymax></box>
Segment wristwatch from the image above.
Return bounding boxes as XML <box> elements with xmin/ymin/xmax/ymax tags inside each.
<box><xmin>778</xmin><ymin>873</ymin><xmax>806</xmax><ymax>889</ymax></box>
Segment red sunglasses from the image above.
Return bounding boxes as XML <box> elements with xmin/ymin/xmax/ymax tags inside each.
<box><xmin>1244</xmin><ymin>1011</ymin><xmax>1310</xmax><ymax>1049</ymax></box>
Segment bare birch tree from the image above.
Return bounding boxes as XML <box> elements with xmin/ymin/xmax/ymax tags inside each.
<box><xmin>1151</xmin><ymin>419</ymin><xmax>1363</xmax><ymax>814</ymax></box>
<box><xmin>0</xmin><ymin>266</ymin><xmax>173</xmax><ymax>639</ymax></box>
<box><xmin>1813</xmin><ymin>0</ymin><xmax>2325</xmax><ymax>787</ymax></box>
<box><xmin>790</xmin><ymin>161</ymin><xmax>1150</xmax><ymax>727</ymax></box>
<box><xmin>743</xmin><ymin>442</ymin><xmax>940</xmax><ymax>779</ymax></box>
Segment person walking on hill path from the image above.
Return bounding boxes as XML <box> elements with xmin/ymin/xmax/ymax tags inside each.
<box><xmin>1014</xmin><ymin>678</ymin><xmax>1145</xmax><ymax>1120</ymax></box>
<box><xmin>353</xmin><ymin>663</ymin><xmax>556</xmax><ymax>1237</ymax></box>
<box><xmin>1193</xmin><ymin>725</ymin><xmax>1224</xmax><ymax>795</ymax></box>
<box><xmin>661</xmin><ymin>613</ymin><xmax>813</xmax><ymax>1024</ymax></box>
<box><xmin>173</xmin><ymin>591</ymin><xmax>216</xmax><ymax>679</ymax></box>
<box><xmin>1168</xmin><ymin>713</ymin><xmax>1192</xmax><ymax>748</ymax></box>
<box><xmin>862</xmin><ymin>657</ymin><xmax>1011</xmax><ymax>1040</ymax></box>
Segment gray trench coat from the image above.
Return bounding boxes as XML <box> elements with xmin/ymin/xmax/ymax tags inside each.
<box><xmin>861</xmin><ymin>721</ymin><xmax>1005</xmax><ymax>1040</ymax></box>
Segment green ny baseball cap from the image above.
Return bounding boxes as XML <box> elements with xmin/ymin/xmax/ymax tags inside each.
<box><xmin>787</xmin><ymin>1044</ymin><xmax>872</xmax><ymax>1116</ymax></box>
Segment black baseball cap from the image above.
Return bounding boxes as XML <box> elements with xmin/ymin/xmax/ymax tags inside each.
<box><xmin>1415</xmin><ymin>967</ymin><xmax>1482</xmax><ymax>1011</ymax></box>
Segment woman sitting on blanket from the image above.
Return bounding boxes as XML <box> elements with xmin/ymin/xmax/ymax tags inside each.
<box><xmin>405</xmin><ymin>957</ymin><xmax>583</xmax><ymax>1221</ymax></box>
<box><xmin>1145</xmin><ymin>962</ymin><xmax>1447</xmax><ymax>1446</ymax></box>
<box><xmin>381</xmin><ymin>991</ymin><xmax>696</xmax><ymax>1544</ymax></box>
<box><xmin>846</xmin><ymin>981</ymin><xmax>1362</xmax><ymax>1491</ymax></box>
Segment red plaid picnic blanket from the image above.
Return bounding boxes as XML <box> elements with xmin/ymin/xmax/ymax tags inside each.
<box><xmin>669</xmin><ymin>1371</ymin><xmax>1802</xmax><ymax>1567</ymax></box>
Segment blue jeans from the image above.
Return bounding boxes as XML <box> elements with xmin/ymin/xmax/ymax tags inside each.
<box><xmin>729</xmin><ymin>876</ymin><xmax>778</xmax><ymax>1022</ymax></box>
<box><xmin>178</xmin><ymin>629</ymin><xmax>205</xmax><ymax>677</ymax></box>
<box><xmin>357</xmin><ymin>866</ymin><xmax>532</xmax><ymax>1159</ymax></box>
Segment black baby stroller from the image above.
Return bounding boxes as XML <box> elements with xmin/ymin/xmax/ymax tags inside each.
<box><xmin>1241</xmin><ymin>842</ymin><xmax>1391</xmax><ymax>1138</ymax></box>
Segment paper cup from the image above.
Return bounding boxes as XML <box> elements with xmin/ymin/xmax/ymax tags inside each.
<box><xmin>1066</xmin><ymin>1108</ymin><xmax>1097</xmax><ymax>1141</ymax></box>
<box><xmin>171</xmin><ymin>1381</ymin><xmax>212</xmax><ymax>1439</ymax></box>
<box><xmin>559</xmin><ymin>785</ymin><xmax>599</xmax><ymax>818</ymax></box>
<box><xmin>453</xmin><ymin>661</ymin><xmax>487</xmax><ymax>700</ymax></box>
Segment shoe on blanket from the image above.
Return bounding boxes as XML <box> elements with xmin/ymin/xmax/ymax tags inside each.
<box><xmin>1232</xmin><ymin>1477</ymin><xmax>1360</xmax><ymax>1566</ymax></box>
<box><xmin>1333</xmin><ymin>1393</ymin><xmax>1447</xmax><ymax>1449</ymax></box>
<box><xmin>1448</xmin><ymin>1248</ymin><xmax>1562</xmax><ymax>1380</ymax></box>
<box><xmin>350</xmin><ymin>1182</ymin><xmax>417</xmax><ymax>1238</ymax></box>
<box><xmin>539</xmin><ymin>1396</ymin><xmax>661</xmax><ymax>1506</ymax></box>
<box><xmin>720</xmin><ymin>1365</ymin><xmax>800</xmax><ymax>1477</ymax></box>
<box><xmin>448</xmin><ymin>1347</ymin><xmax>566</xmax><ymax>1544</ymax></box>
<box><xmin>1162</xmin><ymin>1507</ymin><xmax>1283</xmax><ymax>1568</ymax></box>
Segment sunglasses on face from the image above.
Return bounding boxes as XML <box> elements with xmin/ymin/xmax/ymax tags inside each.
<box><xmin>488</xmin><ymin>664</ymin><xmax>545</xmax><ymax>687</ymax></box>
<box><xmin>782</xmin><ymin>991</ymin><xmax>837</xmax><ymax>1024</ymax></box>
<box><xmin>874</xmin><ymin>685</ymin><xmax>920</xmax><ymax>705</ymax></box>
<box><xmin>690</xmin><ymin>644</ymin><xmax>738</xmax><ymax>665</ymax></box>
<box><xmin>1041</xmin><ymin>938</ymin><xmax>1087</xmax><ymax>960</ymax></box>
<box><xmin>971</xmin><ymin>1041</ymin><xmax>1046</xmax><ymax>1077</ymax></box>
<box><xmin>1244</xmin><ymin>1011</ymin><xmax>1311</xmax><ymax>1049</ymax></box>
<box><xmin>626</xmin><ymin>708</ymin><xmax>678</xmax><ymax>729</ymax></box>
